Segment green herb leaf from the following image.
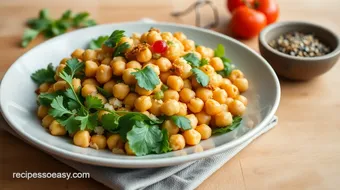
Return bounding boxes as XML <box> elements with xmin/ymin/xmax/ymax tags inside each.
<box><xmin>64</xmin><ymin>88</ymin><xmax>78</xmax><ymax>102</ymax></box>
<box><xmin>212</xmin><ymin>116</ymin><xmax>242</xmax><ymax>135</ymax></box>
<box><xmin>21</xmin><ymin>29</ymin><xmax>40</xmax><ymax>47</ymax></box>
<box><xmin>214</xmin><ymin>44</ymin><xmax>225</xmax><ymax>57</ymax></box>
<box><xmin>63</xmin><ymin>58</ymin><xmax>84</xmax><ymax>77</ymax></box>
<box><xmin>217</xmin><ymin>57</ymin><xmax>233</xmax><ymax>77</ymax></box>
<box><xmin>170</xmin><ymin>116</ymin><xmax>192</xmax><ymax>130</ymax></box>
<box><xmin>161</xmin><ymin>84</ymin><xmax>168</xmax><ymax>91</ymax></box>
<box><xmin>58</xmin><ymin>115</ymin><xmax>79</xmax><ymax>134</ymax></box>
<box><xmin>191</xmin><ymin>68</ymin><xmax>210</xmax><ymax>87</ymax></box>
<box><xmin>200</xmin><ymin>58</ymin><xmax>209</xmax><ymax>66</ymax></box>
<box><xmin>89</xmin><ymin>35</ymin><xmax>109</xmax><ymax>49</ymax></box>
<box><xmin>61</xmin><ymin>10</ymin><xmax>72</xmax><ymax>20</ymax></box>
<box><xmin>182</xmin><ymin>53</ymin><xmax>200</xmax><ymax>67</ymax></box>
<box><xmin>102</xmin><ymin>113</ymin><xmax>120</xmax><ymax>133</ymax></box>
<box><xmin>154</xmin><ymin>91</ymin><xmax>164</xmax><ymax>100</ymax></box>
<box><xmin>104</xmin><ymin>30</ymin><xmax>125</xmax><ymax>48</ymax></box>
<box><xmin>96</xmin><ymin>86</ymin><xmax>112</xmax><ymax>99</ymax></box>
<box><xmin>31</xmin><ymin>63</ymin><xmax>56</xmax><ymax>85</ymax></box>
<box><xmin>132</xmin><ymin>66</ymin><xmax>160</xmax><ymax>90</ymax></box>
<box><xmin>87</xmin><ymin>113</ymin><xmax>98</xmax><ymax>130</ymax></box>
<box><xmin>113</xmin><ymin>42</ymin><xmax>130</xmax><ymax>57</ymax></box>
<box><xmin>85</xmin><ymin>95</ymin><xmax>103</xmax><ymax>109</ymax></box>
<box><xmin>67</xmin><ymin>99</ymin><xmax>80</xmax><ymax>110</ymax></box>
<box><xmin>75</xmin><ymin>115</ymin><xmax>89</xmax><ymax>131</ymax></box>
<box><xmin>72</xmin><ymin>12</ymin><xmax>91</xmax><ymax>27</ymax></box>
<box><xmin>37</xmin><ymin>92</ymin><xmax>59</xmax><ymax>106</ymax></box>
<box><xmin>155</xmin><ymin>129</ymin><xmax>172</xmax><ymax>153</ymax></box>
<box><xmin>48</xmin><ymin>96</ymin><xmax>73</xmax><ymax>117</ymax></box>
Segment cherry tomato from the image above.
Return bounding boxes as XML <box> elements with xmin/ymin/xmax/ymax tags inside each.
<box><xmin>152</xmin><ymin>40</ymin><xmax>168</xmax><ymax>53</ymax></box>
<box><xmin>254</xmin><ymin>0</ymin><xmax>279</xmax><ymax>24</ymax></box>
<box><xmin>227</xmin><ymin>0</ymin><xmax>254</xmax><ymax>13</ymax></box>
<box><xmin>229</xmin><ymin>6</ymin><xmax>267</xmax><ymax>39</ymax></box>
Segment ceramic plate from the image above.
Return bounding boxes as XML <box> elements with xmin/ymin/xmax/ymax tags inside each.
<box><xmin>0</xmin><ymin>21</ymin><xmax>280</xmax><ymax>168</ymax></box>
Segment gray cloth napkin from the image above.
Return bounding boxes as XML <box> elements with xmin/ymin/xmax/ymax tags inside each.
<box><xmin>0</xmin><ymin>115</ymin><xmax>278</xmax><ymax>190</ymax></box>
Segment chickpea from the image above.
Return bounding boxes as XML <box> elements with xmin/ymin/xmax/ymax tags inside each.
<box><xmin>92</xmin><ymin>93</ymin><xmax>107</xmax><ymax>104</ymax></box>
<box><xmin>173</xmin><ymin>58</ymin><xmax>192</xmax><ymax>79</ymax></box>
<box><xmin>103</xmin><ymin>80</ymin><xmax>116</xmax><ymax>95</ymax></box>
<box><xmin>195</xmin><ymin>124</ymin><xmax>212</xmax><ymax>140</ymax></box>
<box><xmin>39</xmin><ymin>83</ymin><xmax>50</xmax><ymax>93</ymax></box>
<box><xmin>210</xmin><ymin>57</ymin><xmax>224</xmax><ymax>71</ymax></box>
<box><xmin>82</xmin><ymin>49</ymin><xmax>97</xmax><ymax>61</ymax></box>
<box><xmin>224</xmin><ymin>84</ymin><xmax>239</xmax><ymax>98</ymax></box>
<box><xmin>112</xmin><ymin>83</ymin><xmax>130</xmax><ymax>100</ymax></box>
<box><xmin>112</xmin><ymin>56</ymin><xmax>126</xmax><ymax>63</ymax></box>
<box><xmin>123</xmin><ymin>93</ymin><xmax>138</xmax><ymax>109</ymax></box>
<box><xmin>182</xmin><ymin>39</ymin><xmax>195</xmax><ymax>51</ymax></box>
<box><xmin>209</xmin><ymin>74</ymin><xmax>222</xmax><ymax>88</ymax></box>
<box><xmin>161</xmin><ymin>99</ymin><xmax>180</xmax><ymax>116</ymax></box>
<box><xmin>41</xmin><ymin>115</ymin><xmax>54</xmax><ymax>128</ymax></box>
<box><xmin>140</xmin><ymin>32</ymin><xmax>149</xmax><ymax>43</ymax></box>
<box><xmin>49</xmin><ymin>120</ymin><xmax>67</xmax><ymax>136</ymax></box>
<box><xmin>72</xmin><ymin>78</ymin><xmax>81</xmax><ymax>93</ymax></box>
<box><xmin>47</xmin><ymin>87</ymin><xmax>54</xmax><ymax>93</ymax></box>
<box><xmin>205</xmin><ymin>48</ymin><xmax>215</xmax><ymax>58</ymax></box>
<box><xmin>183</xmin><ymin>79</ymin><xmax>192</xmax><ymax>89</ymax></box>
<box><xmin>53</xmin><ymin>81</ymin><xmax>67</xmax><ymax>91</ymax></box>
<box><xmin>164</xmin><ymin>42</ymin><xmax>182</xmax><ymax>61</ymax></box>
<box><xmin>162</xmin><ymin>120</ymin><xmax>180</xmax><ymax>136</ymax></box>
<box><xmin>82</xmin><ymin>78</ymin><xmax>99</xmax><ymax>86</ymax></box>
<box><xmin>85</xmin><ymin>60</ymin><xmax>98</xmax><ymax>77</ymax></box>
<box><xmin>195</xmin><ymin>111</ymin><xmax>212</xmax><ymax>125</ymax></box>
<box><xmin>149</xmin><ymin>99</ymin><xmax>163</xmax><ymax>116</ymax></box>
<box><xmin>185</xmin><ymin>114</ymin><xmax>198</xmax><ymax>129</ymax></box>
<box><xmin>196</xmin><ymin>88</ymin><xmax>213</xmax><ymax>102</ymax></box>
<box><xmin>179</xmin><ymin>88</ymin><xmax>195</xmax><ymax>103</ymax></box>
<box><xmin>169</xmin><ymin>134</ymin><xmax>186</xmax><ymax>150</ymax></box>
<box><xmin>134</xmin><ymin>96</ymin><xmax>152</xmax><ymax>112</ymax></box>
<box><xmin>236</xmin><ymin>95</ymin><xmax>248</xmax><ymax>106</ymax></box>
<box><xmin>173</xmin><ymin>32</ymin><xmax>187</xmax><ymax>42</ymax></box>
<box><xmin>205</xmin><ymin>99</ymin><xmax>222</xmax><ymax>116</ymax></box>
<box><xmin>177</xmin><ymin>102</ymin><xmax>188</xmax><ymax>116</ymax></box>
<box><xmin>126</xmin><ymin>60</ymin><xmax>142</xmax><ymax>69</ymax></box>
<box><xmin>183</xmin><ymin>129</ymin><xmax>201</xmax><ymax>146</ymax></box>
<box><xmin>215</xmin><ymin>111</ymin><xmax>233</xmax><ymax>127</ymax></box>
<box><xmin>153</xmin><ymin>82</ymin><xmax>163</xmax><ymax>93</ymax></box>
<box><xmin>193</xmin><ymin>51</ymin><xmax>202</xmax><ymax>60</ymax></box>
<box><xmin>107</xmin><ymin>134</ymin><xmax>124</xmax><ymax>150</ymax></box>
<box><xmin>95</xmin><ymin>64</ymin><xmax>113</xmax><ymax>84</ymax></box>
<box><xmin>156</xmin><ymin>57</ymin><xmax>172</xmax><ymax>72</ymax></box>
<box><xmin>37</xmin><ymin>105</ymin><xmax>49</xmax><ymax>119</ymax></box>
<box><xmin>213</xmin><ymin>88</ymin><xmax>228</xmax><ymax>104</ymax></box>
<box><xmin>221</xmin><ymin>104</ymin><xmax>229</xmax><ymax>112</ymax></box>
<box><xmin>71</xmin><ymin>48</ymin><xmax>85</xmax><ymax>59</ymax></box>
<box><xmin>111</xmin><ymin>60</ymin><xmax>126</xmax><ymax>76</ymax></box>
<box><xmin>101</xmin><ymin>43</ymin><xmax>114</xmax><ymax>53</ymax></box>
<box><xmin>229</xmin><ymin>100</ymin><xmax>246</xmax><ymax>116</ymax></box>
<box><xmin>159</xmin><ymin>72</ymin><xmax>171</xmax><ymax>84</ymax></box>
<box><xmin>101</xmin><ymin>57</ymin><xmax>111</xmax><ymax>65</ymax></box>
<box><xmin>136</xmin><ymin>48</ymin><xmax>152</xmax><ymax>63</ymax></box>
<box><xmin>119</xmin><ymin>36</ymin><xmax>133</xmax><ymax>47</ymax></box>
<box><xmin>60</xmin><ymin>58</ymin><xmax>69</xmax><ymax>65</ymax></box>
<box><xmin>90</xmin><ymin>135</ymin><xmax>107</xmax><ymax>149</ymax></box>
<box><xmin>163</xmin><ymin>89</ymin><xmax>179</xmax><ymax>101</ymax></box>
<box><xmin>161</xmin><ymin>32</ymin><xmax>173</xmax><ymax>41</ymax></box>
<box><xmin>233</xmin><ymin>78</ymin><xmax>249</xmax><ymax>93</ymax></box>
<box><xmin>98</xmin><ymin>110</ymin><xmax>110</xmax><ymax>121</ymax></box>
<box><xmin>125</xmin><ymin>142</ymin><xmax>135</xmax><ymax>155</ymax></box>
<box><xmin>220</xmin><ymin>78</ymin><xmax>232</xmax><ymax>90</ymax></box>
<box><xmin>229</xmin><ymin>69</ymin><xmax>244</xmax><ymax>82</ymax></box>
<box><xmin>225</xmin><ymin>97</ymin><xmax>234</xmax><ymax>107</ymax></box>
<box><xmin>187</xmin><ymin>98</ymin><xmax>204</xmax><ymax>113</ymax></box>
<box><xmin>147</xmin><ymin>30</ymin><xmax>162</xmax><ymax>45</ymax></box>
<box><xmin>135</xmin><ymin>84</ymin><xmax>153</xmax><ymax>96</ymax></box>
<box><xmin>122</xmin><ymin>68</ymin><xmax>137</xmax><ymax>85</ymax></box>
<box><xmin>54</xmin><ymin>64</ymin><xmax>66</xmax><ymax>80</ymax></box>
<box><xmin>200</xmin><ymin>65</ymin><xmax>215</xmax><ymax>75</ymax></box>
<box><xmin>81</xmin><ymin>84</ymin><xmax>97</xmax><ymax>97</ymax></box>
<box><xmin>167</xmin><ymin>75</ymin><xmax>184</xmax><ymax>91</ymax></box>
<box><xmin>143</xmin><ymin>64</ymin><xmax>160</xmax><ymax>75</ymax></box>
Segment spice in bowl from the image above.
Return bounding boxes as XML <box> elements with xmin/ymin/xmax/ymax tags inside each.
<box><xmin>269</xmin><ymin>32</ymin><xmax>331</xmax><ymax>57</ymax></box>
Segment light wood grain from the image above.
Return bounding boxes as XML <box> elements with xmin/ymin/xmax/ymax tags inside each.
<box><xmin>1</xmin><ymin>0</ymin><xmax>340</xmax><ymax>189</ymax></box>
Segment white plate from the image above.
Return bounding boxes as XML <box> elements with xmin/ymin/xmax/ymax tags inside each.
<box><xmin>0</xmin><ymin>21</ymin><xmax>280</xmax><ymax>168</ymax></box>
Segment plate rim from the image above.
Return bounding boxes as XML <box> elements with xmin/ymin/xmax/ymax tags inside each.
<box><xmin>0</xmin><ymin>21</ymin><xmax>281</xmax><ymax>168</ymax></box>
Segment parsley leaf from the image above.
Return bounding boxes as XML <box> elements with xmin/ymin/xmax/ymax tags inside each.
<box><xmin>104</xmin><ymin>30</ymin><xmax>125</xmax><ymax>48</ymax></box>
<box><xmin>89</xmin><ymin>35</ymin><xmax>109</xmax><ymax>49</ymax></box>
<box><xmin>200</xmin><ymin>58</ymin><xmax>209</xmax><ymax>66</ymax></box>
<box><xmin>191</xmin><ymin>68</ymin><xmax>210</xmax><ymax>87</ymax></box>
<box><xmin>63</xmin><ymin>58</ymin><xmax>84</xmax><ymax>77</ymax></box>
<box><xmin>96</xmin><ymin>86</ymin><xmax>112</xmax><ymax>99</ymax></box>
<box><xmin>21</xmin><ymin>29</ymin><xmax>40</xmax><ymax>47</ymax></box>
<box><xmin>37</xmin><ymin>92</ymin><xmax>59</xmax><ymax>106</ymax></box>
<box><xmin>214</xmin><ymin>44</ymin><xmax>225</xmax><ymax>57</ymax></box>
<box><xmin>75</xmin><ymin>115</ymin><xmax>89</xmax><ymax>130</ymax></box>
<box><xmin>170</xmin><ymin>116</ymin><xmax>192</xmax><ymax>130</ymax></box>
<box><xmin>102</xmin><ymin>113</ymin><xmax>120</xmax><ymax>133</ymax></box>
<box><xmin>113</xmin><ymin>42</ymin><xmax>130</xmax><ymax>57</ymax></box>
<box><xmin>159</xmin><ymin>129</ymin><xmax>172</xmax><ymax>153</ymax></box>
<box><xmin>212</xmin><ymin>116</ymin><xmax>242</xmax><ymax>135</ymax></box>
<box><xmin>31</xmin><ymin>63</ymin><xmax>56</xmax><ymax>85</ymax></box>
<box><xmin>182</xmin><ymin>53</ymin><xmax>200</xmax><ymax>67</ymax></box>
<box><xmin>58</xmin><ymin>115</ymin><xmax>79</xmax><ymax>134</ymax></box>
<box><xmin>48</xmin><ymin>96</ymin><xmax>73</xmax><ymax>117</ymax></box>
<box><xmin>85</xmin><ymin>95</ymin><xmax>103</xmax><ymax>109</ymax></box>
<box><xmin>132</xmin><ymin>66</ymin><xmax>160</xmax><ymax>90</ymax></box>
<box><xmin>217</xmin><ymin>57</ymin><xmax>233</xmax><ymax>77</ymax></box>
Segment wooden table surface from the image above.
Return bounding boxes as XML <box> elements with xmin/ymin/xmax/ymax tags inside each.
<box><xmin>1</xmin><ymin>0</ymin><xmax>340</xmax><ymax>189</ymax></box>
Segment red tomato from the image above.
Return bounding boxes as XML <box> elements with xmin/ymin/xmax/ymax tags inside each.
<box><xmin>254</xmin><ymin>0</ymin><xmax>279</xmax><ymax>24</ymax></box>
<box><xmin>229</xmin><ymin>6</ymin><xmax>267</xmax><ymax>39</ymax></box>
<box><xmin>227</xmin><ymin>0</ymin><xmax>254</xmax><ymax>13</ymax></box>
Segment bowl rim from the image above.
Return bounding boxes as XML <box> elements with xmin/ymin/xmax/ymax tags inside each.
<box><xmin>0</xmin><ymin>21</ymin><xmax>281</xmax><ymax>168</ymax></box>
<box><xmin>259</xmin><ymin>21</ymin><xmax>340</xmax><ymax>61</ymax></box>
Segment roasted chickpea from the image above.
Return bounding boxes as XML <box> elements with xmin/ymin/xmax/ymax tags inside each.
<box><xmin>210</xmin><ymin>57</ymin><xmax>224</xmax><ymax>71</ymax></box>
<box><xmin>183</xmin><ymin>79</ymin><xmax>192</xmax><ymax>89</ymax></box>
<box><xmin>84</xmin><ymin>60</ymin><xmax>98</xmax><ymax>77</ymax></box>
<box><xmin>90</xmin><ymin>135</ymin><xmax>107</xmax><ymax>149</ymax></box>
<box><xmin>54</xmin><ymin>64</ymin><xmax>66</xmax><ymax>80</ymax></box>
<box><xmin>101</xmin><ymin>57</ymin><xmax>111</xmax><ymax>65</ymax></box>
<box><xmin>149</xmin><ymin>99</ymin><xmax>163</xmax><ymax>116</ymax></box>
<box><xmin>169</xmin><ymin>134</ymin><xmax>186</xmax><ymax>150</ymax></box>
<box><xmin>134</xmin><ymin>96</ymin><xmax>152</xmax><ymax>112</ymax></box>
<box><xmin>164</xmin><ymin>42</ymin><xmax>181</xmax><ymax>61</ymax></box>
<box><xmin>173</xmin><ymin>32</ymin><xmax>187</xmax><ymax>42</ymax></box>
<box><xmin>107</xmin><ymin>134</ymin><xmax>124</xmax><ymax>150</ymax></box>
<box><xmin>125</xmin><ymin>142</ymin><xmax>135</xmax><ymax>155</ymax></box>
<box><xmin>111</xmin><ymin>60</ymin><xmax>126</xmax><ymax>76</ymax></box>
<box><xmin>173</xmin><ymin>58</ymin><xmax>192</xmax><ymax>79</ymax></box>
<box><xmin>147</xmin><ymin>30</ymin><xmax>162</xmax><ymax>45</ymax></box>
<box><xmin>183</xmin><ymin>129</ymin><xmax>201</xmax><ymax>146</ymax></box>
<box><xmin>71</xmin><ymin>48</ymin><xmax>85</xmax><ymax>59</ymax></box>
<box><xmin>41</xmin><ymin>115</ymin><xmax>54</xmax><ymax>128</ymax></box>
<box><xmin>39</xmin><ymin>83</ymin><xmax>50</xmax><ymax>93</ymax></box>
<box><xmin>123</xmin><ymin>93</ymin><xmax>138</xmax><ymax>109</ymax></box>
<box><xmin>81</xmin><ymin>84</ymin><xmax>97</xmax><ymax>97</ymax></box>
<box><xmin>229</xmin><ymin>100</ymin><xmax>246</xmax><ymax>116</ymax></box>
<box><xmin>112</xmin><ymin>83</ymin><xmax>130</xmax><ymax>100</ymax></box>
<box><xmin>179</xmin><ymin>88</ymin><xmax>195</xmax><ymax>103</ymax></box>
<box><xmin>182</xmin><ymin>39</ymin><xmax>195</xmax><ymax>51</ymax></box>
<box><xmin>162</xmin><ymin>120</ymin><xmax>180</xmax><ymax>136</ymax></box>
<box><xmin>209</xmin><ymin>74</ymin><xmax>223</xmax><ymax>88</ymax></box>
<box><xmin>185</xmin><ymin>114</ymin><xmax>198</xmax><ymax>129</ymax></box>
<box><xmin>204</xmin><ymin>99</ymin><xmax>222</xmax><ymax>116</ymax></box>
<box><xmin>215</xmin><ymin>111</ymin><xmax>233</xmax><ymax>127</ymax></box>
<box><xmin>167</xmin><ymin>75</ymin><xmax>184</xmax><ymax>91</ymax></box>
<box><xmin>96</xmin><ymin>64</ymin><xmax>113</xmax><ymax>84</ymax></box>
<box><xmin>98</xmin><ymin>110</ymin><xmax>110</xmax><ymax>121</ymax></box>
<box><xmin>213</xmin><ymin>88</ymin><xmax>228</xmax><ymax>104</ymax></box>
<box><xmin>126</xmin><ymin>60</ymin><xmax>142</xmax><ymax>69</ymax></box>
<box><xmin>37</xmin><ymin>105</ymin><xmax>49</xmax><ymax>119</ymax></box>
<box><xmin>72</xmin><ymin>78</ymin><xmax>81</xmax><ymax>93</ymax></box>
<box><xmin>195</xmin><ymin>111</ymin><xmax>212</xmax><ymax>125</ymax></box>
<box><xmin>177</xmin><ymin>102</ymin><xmax>188</xmax><ymax>116</ymax></box>
<box><xmin>187</xmin><ymin>98</ymin><xmax>204</xmax><ymax>113</ymax></box>
<box><xmin>83</xmin><ymin>49</ymin><xmax>97</xmax><ymax>61</ymax></box>
<box><xmin>233</xmin><ymin>78</ymin><xmax>249</xmax><ymax>93</ymax></box>
<box><xmin>161</xmin><ymin>99</ymin><xmax>180</xmax><ymax>116</ymax></box>
<box><xmin>156</xmin><ymin>57</ymin><xmax>172</xmax><ymax>72</ymax></box>
<box><xmin>229</xmin><ymin>69</ymin><xmax>244</xmax><ymax>82</ymax></box>
<box><xmin>49</xmin><ymin>120</ymin><xmax>67</xmax><ymax>136</ymax></box>
<box><xmin>143</xmin><ymin>64</ymin><xmax>160</xmax><ymax>75</ymax></box>
<box><xmin>224</xmin><ymin>84</ymin><xmax>239</xmax><ymax>98</ymax></box>
<box><xmin>163</xmin><ymin>89</ymin><xmax>179</xmax><ymax>101</ymax></box>
<box><xmin>161</xmin><ymin>32</ymin><xmax>173</xmax><ymax>41</ymax></box>
<box><xmin>103</xmin><ymin>80</ymin><xmax>116</xmax><ymax>95</ymax></box>
<box><xmin>136</xmin><ymin>48</ymin><xmax>152</xmax><ymax>63</ymax></box>
<box><xmin>236</xmin><ymin>95</ymin><xmax>248</xmax><ymax>106</ymax></box>
<box><xmin>159</xmin><ymin>72</ymin><xmax>171</xmax><ymax>84</ymax></box>
<box><xmin>122</xmin><ymin>68</ymin><xmax>137</xmax><ymax>85</ymax></box>
<box><xmin>82</xmin><ymin>78</ymin><xmax>99</xmax><ymax>86</ymax></box>
<box><xmin>220</xmin><ymin>78</ymin><xmax>232</xmax><ymax>89</ymax></box>
<box><xmin>200</xmin><ymin>64</ymin><xmax>215</xmax><ymax>75</ymax></box>
<box><xmin>196</xmin><ymin>88</ymin><xmax>213</xmax><ymax>102</ymax></box>
<box><xmin>225</xmin><ymin>97</ymin><xmax>234</xmax><ymax>107</ymax></box>
<box><xmin>195</xmin><ymin>124</ymin><xmax>212</xmax><ymax>139</ymax></box>
<box><xmin>53</xmin><ymin>81</ymin><xmax>67</xmax><ymax>91</ymax></box>
<box><xmin>135</xmin><ymin>84</ymin><xmax>153</xmax><ymax>96</ymax></box>
<box><xmin>60</xmin><ymin>58</ymin><xmax>69</xmax><ymax>65</ymax></box>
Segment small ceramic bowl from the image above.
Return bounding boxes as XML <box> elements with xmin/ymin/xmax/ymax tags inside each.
<box><xmin>259</xmin><ymin>21</ymin><xmax>340</xmax><ymax>80</ymax></box>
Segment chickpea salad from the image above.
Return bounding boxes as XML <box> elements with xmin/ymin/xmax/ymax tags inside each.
<box><xmin>31</xmin><ymin>28</ymin><xmax>249</xmax><ymax>156</ymax></box>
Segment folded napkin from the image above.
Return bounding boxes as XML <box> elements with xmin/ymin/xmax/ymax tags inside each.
<box><xmin>0</xmin><ymin>115</ymin><xmax>277</xmax><ymax>190</ymax></box>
